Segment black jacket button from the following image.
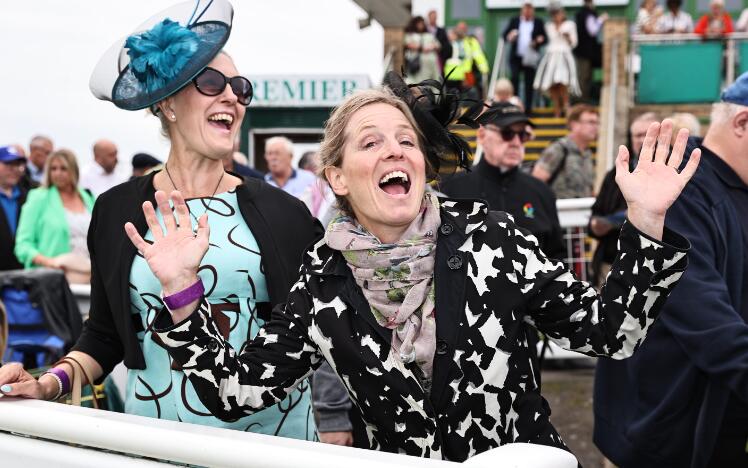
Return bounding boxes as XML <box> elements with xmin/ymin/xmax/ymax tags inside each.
<box><xmin>439</xmin><ymin>223</ymin><xmax>454</xmax><ymax>235</ymax></box>
<box><xmin>436</xmin><ymin>340</ymin><xmax>448</xmax><ymax>355</ymax></box>
<box><xmin>207</xmin><ymin>340</ymin><xmax>220</xmax><ymax>352</ymax></box>
<box><xmin>447</xmin><ymin>254</ymin><xmax>463</xmax><ymax>270</ymax></box>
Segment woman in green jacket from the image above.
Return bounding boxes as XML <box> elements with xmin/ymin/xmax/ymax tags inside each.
<box><xmin>14</xmin><ymin>148</ymin><xmax>95</xmax><ymax>282</ymax></box>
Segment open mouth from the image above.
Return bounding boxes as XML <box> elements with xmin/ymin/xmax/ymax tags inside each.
<box><xmin>207</xmin><ymin>113</ymin><xmax>234</xmax><ymax>132</ymax></box>
<box><xmin>378</xmin><ymin>170</ymin><xmax>411</xmax><ymax>196</ymax></box>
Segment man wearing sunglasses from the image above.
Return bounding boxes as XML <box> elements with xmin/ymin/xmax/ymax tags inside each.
<box><xmin>441</xmin><ymin>103</ymin><xmax>564</xmax><ymax>260</ymax></box>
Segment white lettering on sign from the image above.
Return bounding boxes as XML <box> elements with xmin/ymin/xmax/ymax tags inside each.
<box><xmin>249</xmin><ymin>76</ymin><xmax>371</xmax><ymax>107</ymax></box>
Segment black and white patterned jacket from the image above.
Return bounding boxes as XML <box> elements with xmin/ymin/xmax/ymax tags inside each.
<box><xmin>154</xmin><ymin>198</ymin><xmax>689</xmax><ymax>461</ymax></box>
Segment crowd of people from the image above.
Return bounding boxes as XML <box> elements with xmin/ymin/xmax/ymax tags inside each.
<box><xmin>635</xmin><ymin>0</ymin><xmax>748</xmax><ymax>36</ymax></box>
<box><xmin>1</xmin><ymin>0</ymin><xmax>748</xmax><ymax>467</ymax></box>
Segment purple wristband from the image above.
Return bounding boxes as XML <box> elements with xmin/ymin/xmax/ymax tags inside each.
<box><xmin>163</xmin><ymin>279</ymin><xmax>205</xmax><ymax>310</ymax></box>
<box><xmin>48</xmin><ymin>367</ymin><xmax>70</xmax><ymax>396</ymax></box>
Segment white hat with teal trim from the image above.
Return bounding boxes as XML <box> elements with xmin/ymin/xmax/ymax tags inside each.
<box><xmin>89</xmin><ymin>0</ymin><xmax>233</xmax><ymax>111</ymax></box>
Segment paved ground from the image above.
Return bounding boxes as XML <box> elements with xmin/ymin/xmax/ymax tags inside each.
<box><xmin>541</xmin><ymin>360</ymin><xmax>606</xmax><ymax>468</ymax></box>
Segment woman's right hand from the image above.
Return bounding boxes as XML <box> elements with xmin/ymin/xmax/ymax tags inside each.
<box><xmin>124</xmin><ymin>190</ymin><xmax>210</xmax><ymax>297</ymax></box>
<box><xmin>0</xmin><ymin>363</ymin><xmax>55</xmax><ymax>400</ymax></box>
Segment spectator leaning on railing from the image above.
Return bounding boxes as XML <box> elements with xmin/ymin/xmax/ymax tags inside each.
<box><xmin>694</xmin><ymin>0</ymin><xmax>734</xmax><ymax>37</ymax></box>
<box><xmin>737</xmin><ymin>7</ymin><xmax>748</xmax><ymax>31</ymax></box>
<box><xmin>634</xmin><ymin>0</ymin><xmax>664</xmax><ymax>34</ymax></box>
<box><xmin>656</xmin><ymin>0</ymin><xmax>694</xmax><ymax>33</ymax></box>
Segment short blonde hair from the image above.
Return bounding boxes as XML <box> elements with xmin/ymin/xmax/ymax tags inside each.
<box><xmin>494</xmin><ymin>78</ymin><xmax>514</xmax><ymax>96</ymax></box>
<box><xmin>43</xmin><ymin>149</ymin><xmax>80</xmax><ymax>188</ymax></box>
<box><xmin>318</xmin><ymin>87</ymin><xmax>427</xmax><ymax>216</ymax></box>
<box><xmin>669</xmin><ymin>112</ymin><xmax>701</xmax><ymax>138</ymax></box>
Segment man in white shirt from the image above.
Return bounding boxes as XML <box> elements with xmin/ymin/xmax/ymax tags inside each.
<box><xmin>263</xmin><ymin>136</ymin><xmax>316</xmax><ymax>200</ymax></box>
<box><xmin>26</xmin><ymin>135</ymin><xmax>53</xmax><ymax>184</ymax></box>
<box><xmin>656</xmin><ymin>0</ymin><xmax>694</xmax><ymax>33</ymax></box>
<box><xmin>80</xmin><ymin>139</ymin><xmax>125</xmax><ymax>196</ymax></box>
<box><xmin>502</xmin><ymin>2</ymin><xmax>546</xmax><ymax>111</ymax></box>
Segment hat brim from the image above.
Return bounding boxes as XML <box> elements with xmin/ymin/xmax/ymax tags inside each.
<box><xmin>0</xmin><ymin>156</ymin><xmax>26</xmax><ymax>163</ymax></box>
<box><xmin>489</xmin><ymin>115</ymin><xmax>536</xmax><ymax>128</ymax></box>
<box><xmin>90</xmin><ymin>0</ymin><xmax>233</xmax><ymax>111</ymax></box>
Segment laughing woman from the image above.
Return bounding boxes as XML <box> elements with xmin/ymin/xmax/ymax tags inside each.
<box><xmin>99</xmin><ymin>74</ymin><xmax>701</xmax><ymax>460</ymax></box>
<box><xmin>0</xmin><ymin>0</ymin><xmax>338</xmax><ymax>440</ymax></box>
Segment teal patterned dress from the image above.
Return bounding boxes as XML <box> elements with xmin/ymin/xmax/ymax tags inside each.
<box><xmin>127</xmin><ymin>189</ymin><xmax>316</xmax><ymax>439</ymax></box>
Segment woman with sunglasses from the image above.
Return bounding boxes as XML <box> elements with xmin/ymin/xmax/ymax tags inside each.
<box><xmin>95</xmin><ymin>68</ymin><xmax>699</xmax><ymax>461</ymax></box>
<box><xmin>0</xmin><ymin>0</ymin><xmax>338</xmax><ymax>442</ymax></box>
<box><xmin>441</xmin><ymin>102</ymin><xmax>564</xmax><ymax>261</ymax></box>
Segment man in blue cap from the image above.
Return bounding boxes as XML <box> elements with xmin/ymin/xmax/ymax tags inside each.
<box><xmin>594</xmin><ymin>74</ymin><xmax>748</xmax><ymax>467</ymax></box>
<box><xmin>0</xmin><ymin>146</ymin><xmax>30</xmax><ymax>270</ymax></box>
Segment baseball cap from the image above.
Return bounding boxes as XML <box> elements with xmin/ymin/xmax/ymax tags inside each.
<box><xmin>131</xmin><ymin>152</ymin><xmax>162</xmax><ymax>169</ymax></box>
<box><xmin>476</xmin><ymin>102</ymin><xmax>535</xmax><ymax>128</ymax></box>
<box><xmin>721</xmin><ymin>71</ymin><xmax>748</xmax><ymax>106</ymax></box>
<box><xmin>0</xmin><ymin>146</ymin><xmax>27</xmax><ymax>163</ymax></box>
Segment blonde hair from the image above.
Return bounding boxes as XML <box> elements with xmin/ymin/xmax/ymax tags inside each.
<box><xmin>494</xmin><ymin>78</ymin><xmax>515</xmax><ymax>97</ymax></box>
<box><xmin>318</xmin><ymin>87</ymin><xmax>427</xmax><ymax>216</ymax></box>
<box><xmin>669</xmin><ymin>112</ymin><xmax>701</xmax><ymax>139</ymax></box>
<box><xmin>43</xmin><ymin>149</ymin><xmax>80</xmax><ymax>188</ymax></box>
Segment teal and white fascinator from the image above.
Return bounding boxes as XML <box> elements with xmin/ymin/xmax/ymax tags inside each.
<box><xmin>89</xmin><ymin>0</ymin><xmax>233</xmax><ymax>111</ymax></box>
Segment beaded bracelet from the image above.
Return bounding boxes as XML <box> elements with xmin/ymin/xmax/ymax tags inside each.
<box><xmin>42</xmin><ymin>367</ymin><xmax>71</xmax><ymax>401</ymax></box>
<box><xmin>42</xmin><ymin>372</ymin><xmax>63</xmax><ymax>401</ymax></box>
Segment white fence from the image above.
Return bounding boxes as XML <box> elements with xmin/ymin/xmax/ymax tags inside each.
<box><xmin>0</xmin><ymin>398</ymin><xmax>577</xmax><ymax>467</ymax></box>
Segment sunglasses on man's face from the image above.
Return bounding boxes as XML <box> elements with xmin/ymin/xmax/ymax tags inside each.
<box><xmin>193</xmin><ymin>67</ymin><xmax>253</xmax><ymax>106</ymax></box>
<box><xmin>487</xmin><ymin>126</ymin><xmax>532</xmax><ymax>143</ymax></box>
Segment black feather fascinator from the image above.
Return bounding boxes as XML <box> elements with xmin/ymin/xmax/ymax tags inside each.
<box><xmin>382</xmin><ymin>71</ymin><xmax>484</xmax><ymax>179</ymax></box>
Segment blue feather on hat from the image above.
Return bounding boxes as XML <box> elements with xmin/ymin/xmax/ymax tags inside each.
<box><xmin>125</xmin><ymin>19</ymin><xmax>201</xmax><ymax>94</ymax></box>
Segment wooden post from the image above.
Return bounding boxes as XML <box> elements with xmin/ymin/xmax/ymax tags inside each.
<box><xmin>596</xmin><ymin>19</ymin><xmax>630</xmax><ymax>190</ymax></box>
<box><xmin>384</xmin><ymin>27</ymin><xmax>405</xmax><ymax>75</ymax></box>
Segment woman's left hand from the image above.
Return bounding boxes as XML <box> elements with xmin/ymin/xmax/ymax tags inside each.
<box><xmin>615</xmin><ymin>119</ymin><xmax>701</xmax><ymax>240</ymax></box>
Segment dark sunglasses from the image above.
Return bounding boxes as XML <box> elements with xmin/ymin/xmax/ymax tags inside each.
<box><xmin>193</xmin><ymin>67</ymin><xmax>253</xmax><ymax>106</ymax></box>
<box><xmin>487</xmin><ymin>126</ymin><xmax>532</xmax><ymax>143</ymax></box>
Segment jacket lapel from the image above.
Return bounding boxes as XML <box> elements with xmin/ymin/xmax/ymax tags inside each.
<box><xmin>308</xmin><ymin>241</ymin><xmax>393</xmax><ymax>347</ymax></box>
<box><xmin>118</xmin><ymin>173</ymin><xmax>156</xmax><ymax>315</ymax></box>
<box><xmin>234</xmin><ymin>180</ymin><xmax>288</xmax><ymax>310</ymax></box>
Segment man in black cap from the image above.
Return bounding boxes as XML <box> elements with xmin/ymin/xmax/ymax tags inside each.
<box><xmin>594</xmin><ymin>73</ymin><xmax>748</xmax><ymax>468</ymax></box>
<box><xmin>130</xmin><ymin>152</ymin><xmax>162</xmax><ymax>178</ymax></box>
<box><xmin>441</xmin><ymin>102</ymin><xmax>564</xmax><ymax>260</ymax></box>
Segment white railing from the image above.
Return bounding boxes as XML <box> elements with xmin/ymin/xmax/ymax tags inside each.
<box><xmin>556</xmin><ymin>197</ymin><xmax>594</xmax><ymax>229</ymax></box>
<box><xmin>0</xmin><ymin>398</ymin><xmax>577</xmax><ymax>467</ymax></box>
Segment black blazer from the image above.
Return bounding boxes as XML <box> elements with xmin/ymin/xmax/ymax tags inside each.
<box><xmin>0</xmin><ymin>187</ymin><xmax>27</xmax><ymax>271</ymax></box>
<box><xmin>502</xmin><ymin>16</ymin><xmax>547</xmax><ymax>60</ymax></box>
<box><xmin>72</xmin><ymin>171</ymin><xmax>323</xmax><ymax>377</ymax></box>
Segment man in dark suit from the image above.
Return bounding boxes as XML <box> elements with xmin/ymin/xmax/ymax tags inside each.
<box><xmin>0</xmin><ymin>146</ymin><xmax>30</xmax><ymax>271</ymax></box>
<box><xmin>502</xmin><ymin>1</ymin><xmax>546</xmax><ymax>112</ymax></box>
<box><xmin>426</xmin><ymin>9</ymin><xmax>452</xmax><ymax>72</ymax></box>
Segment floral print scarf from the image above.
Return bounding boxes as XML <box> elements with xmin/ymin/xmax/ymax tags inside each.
<box><xmin>325</xmin><ymin>193</ymin><xmax>440</xmax><ymax>378</ymax></box>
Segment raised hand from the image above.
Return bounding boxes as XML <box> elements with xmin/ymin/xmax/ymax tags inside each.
<box><xmin>615</xmin><ymin>119</ymin><xmax>701</xmax><ymax>240</ymax></box>
<box><xmin>124</xmin><ymin>190</ymin><xmax>209</xmax><ymax>297</ymax></box>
